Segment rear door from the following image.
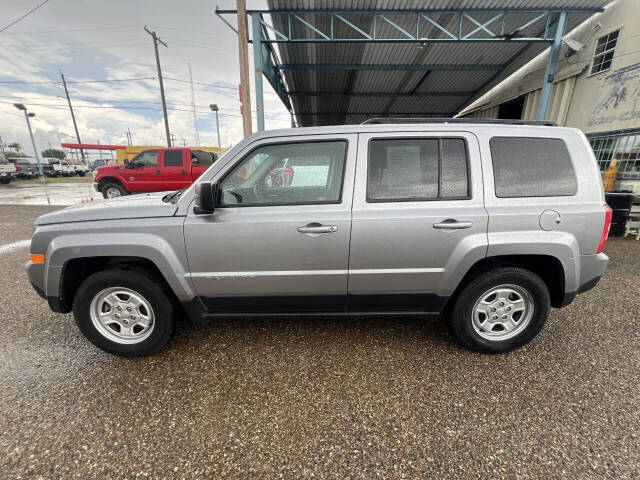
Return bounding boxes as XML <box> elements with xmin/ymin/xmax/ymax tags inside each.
<box><xmin>348</xmin><ymin>131</ymin><xmax>488</xmax><ymax>313</ymax></box>
<box><xmin>160</xmin><ymin>149</ymin><xmax>189</xmax><ymax>190</ymax></box>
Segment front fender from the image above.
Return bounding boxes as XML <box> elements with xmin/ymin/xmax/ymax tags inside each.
<box><xmin>45</xmin><ymin>232</ymin><xmax>195</xmax><ymax>302</ymax></box>
<box><xmin>96</xmin><ymin>172</ymin><xmax>126</xmax><ymax>185</ymax></box>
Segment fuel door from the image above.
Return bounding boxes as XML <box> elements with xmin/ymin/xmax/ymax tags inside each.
<box><xmin>539</xmin><ymin>209</ymin><xmax>561</xmax><ymax>231</ymax></box>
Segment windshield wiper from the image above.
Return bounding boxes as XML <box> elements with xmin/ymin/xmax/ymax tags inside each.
<box><xmin>163</xmin><ymin>189</ymin><xmax>185</xmax><ymax>204</ymax></box>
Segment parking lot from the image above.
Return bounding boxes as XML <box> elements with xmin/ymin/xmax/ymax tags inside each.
<box><xmin>0</xmin><ymin>203</ymin><xmax>638</xmax><ymax>479</ymax></box>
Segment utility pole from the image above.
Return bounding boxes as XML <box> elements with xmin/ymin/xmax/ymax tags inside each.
<box><xmin>170</xmin><ymin>133</ymin><xmax>176</xmax><ymax>147</ymax></box>
<box><xmin>128</xmin><ymin>127</ymin><xmax>132</xmax><ymax>146</ymax></box>
<box><xmin>210</xmin><ymin>104</ymin><xmax>222</xmax><ymax>153</ymax></box>
<box><xmin>188</xmin><ymin>63</ymin><xmax>200</xmax><ymax>146</ymax></box>
<box><xmin>144</xmin><ymin>26</ymin><xmax>171</xmax><ymax>147</ymax></box>
<box><xmin>236</xmin><ymin>0</ymin><xmax>252</xmax><ymax>137</ymax></box>
<box><xmin>60</xmin><ymin>70</ymin><xmax>85</xmax><ymax>162</ymax></box>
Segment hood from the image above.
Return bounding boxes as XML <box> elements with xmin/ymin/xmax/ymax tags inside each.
<box><xmin>35</xmin><ymin>191</ymin><xmax>178</xmax><ymax>226</ymax></box>
<box><xmin>96</xmin><ymin>164</ymin><xmax>126</xmax><ymax>173</ymax></box>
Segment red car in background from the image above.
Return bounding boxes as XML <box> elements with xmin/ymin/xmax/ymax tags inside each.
<box><xmin>93</xmin><ymin>148</ymin><xmax>218</xmax><ymax>198</ymax></box>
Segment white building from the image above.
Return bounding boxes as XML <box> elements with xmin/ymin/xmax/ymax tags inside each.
<box><xmin>459</xmin><ymin>0</ymin><xmax>640</xmax><ymax>192</ymax></box>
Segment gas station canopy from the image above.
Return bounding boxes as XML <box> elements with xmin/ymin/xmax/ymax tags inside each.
<box><xmin>217</xmin><ymin>1</ymin><xmax>609</xmax><ymax>128</ymax></box>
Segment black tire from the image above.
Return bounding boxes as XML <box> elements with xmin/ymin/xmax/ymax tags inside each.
<box><xmin>78</xmin><ymin>171</ymin><xmax>86</xmax><ymax>177</ymax></box>
<box><xmin>448</xmin><ymin>267</ymin><xmax>550</xmax><ymax>354</ymax></box>
<box><xmin>101</xmin><ymin>181</ymin><xmax>127</xmax><ymax>199</ymax></box>
<box><xmin>72</xmin><ymin>268</ymin><xmax>178</xmax><ymax>357</ymax></box>
<box><xmin>0</xmin><ymin>176</ymin><xmax>10</xmax><ymax>184</ymax></box>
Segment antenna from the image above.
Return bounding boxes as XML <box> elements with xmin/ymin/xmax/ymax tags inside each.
<box><xmin>188</xmin><ymin>63</ymin><xmax>200</xmax><ymax>146</ymax></box>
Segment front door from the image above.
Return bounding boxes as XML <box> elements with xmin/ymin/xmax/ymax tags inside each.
<box><xmin>348</xmin><ymin>131</ymin><xmax>488</xmax><ymax>313</ymax></box>
<box><xmin>128</xmin><ymin>150</ymin><xmax>160</xmax><ymax>192</ymax></box>
<box><xmin>184</xmin><ymin>134</ymin><xmax>357</xmax><ymax>314</ymax></box>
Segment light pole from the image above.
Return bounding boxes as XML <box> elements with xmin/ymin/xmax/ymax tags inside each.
<box><xmin>14</xmin><ymin>103</ymin><xmax>45</xmax><ymax>181</ymax></box>
<box><xmin>209</xmin><ymin>104</ymin><xmax>221</xmax><ymax>154</ymax></box>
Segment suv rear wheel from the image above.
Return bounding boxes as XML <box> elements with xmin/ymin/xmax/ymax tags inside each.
<box><xmin>73</xmin><ymin>269</ymin><xmax>177</xmax><ymax>356</ymax></box>
<box><xmin>449</xmin><ymin>267</ymin><xmax>550</xmax><ymax>353</ymax></box>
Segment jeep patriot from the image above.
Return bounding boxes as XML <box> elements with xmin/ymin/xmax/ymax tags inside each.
<box><xmin>27</xmin><ymin>120</ymin><xmax>611</xmax><ymax>356</ymax></box>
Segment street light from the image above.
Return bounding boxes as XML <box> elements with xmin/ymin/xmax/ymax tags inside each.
<box><xmin>209</xmin><ymin>104</ymin><xmax>221</xmax><ymax>155</ymax></box>
<box><xmin>14</xmin><ymin>103</ymin><xmax>45</xmax><ymax>180</ymax></box>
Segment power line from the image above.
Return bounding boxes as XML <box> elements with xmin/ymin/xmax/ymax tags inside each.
<box><xmin>163</xmin><ymin>76</ymin><xmax>278</xmax><ymax>95</ymax></box>
<box><xmin>0</xmin><ymin>100</ymin><xmax>287</xmax><ymax>119</ymax></box>
<box><xmin>0</xmin><ymin>75</ymin><xmax>279</xmax><ymax>96</ymax></box>
<box><xmin>0</xmin><ymin>99</ymin><xmax>242</xmax><ymax>115</ymax></box>
<box><xmin>5</xmin><ymin>24</ymin><xmax>144</xmax><ymax>35</ymax></box>
<box><xmin>0</xmin><ymin>0</ymin><xmax>51</xmax><ymax>34</ymax></box>
<box><xmin>0</xmin><ymin>94</ymin><xmax>286</xmax><ymax>116</ymax></box>
<box><xmin>0</xmin><ymin>76</ymin><xmax>155</xmax><ymax>85</ymax></box>
<box><xmin>146</xmin><ymin>25</ymin><xmax>236</xmax><ymax>38</ymax></box>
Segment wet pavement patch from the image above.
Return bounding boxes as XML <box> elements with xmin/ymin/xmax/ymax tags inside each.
<box><xmin>0</xmin><ymin>182</ymin><xmax>98</xmax><ymax>206</ymax></box>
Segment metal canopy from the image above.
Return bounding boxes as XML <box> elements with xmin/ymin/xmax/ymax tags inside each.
<box><xmin>216</xmin><ymin>1</ymin><xmax>608</xmax><ymax>128</ymax></box>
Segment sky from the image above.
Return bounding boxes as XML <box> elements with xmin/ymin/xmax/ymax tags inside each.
<box><xmin>0</xmin><ymin>0</ymin><xmax>291</xmax><ymax>158</ymax></box>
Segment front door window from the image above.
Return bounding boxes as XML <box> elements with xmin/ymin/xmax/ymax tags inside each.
<box><xmin>219</xmin><ymin>141</ymin><xmax>347</xmax><ymax>207</ymax></box>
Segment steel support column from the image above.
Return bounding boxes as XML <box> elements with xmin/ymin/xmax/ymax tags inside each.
<box><xmin>536</xmin><ymin>11</ymin><xmax>568</xmax><ymax>121</ymax></box>
<box><xmin>252</xmin><ymin>12</ymin><xmax>265</xmax><ymax>131</ymax></box>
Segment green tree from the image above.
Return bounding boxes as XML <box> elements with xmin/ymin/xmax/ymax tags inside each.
<box><xmin>41</xmin><ymin>148</ymin><xmax>66</xmax><ymax>160</ymax></box>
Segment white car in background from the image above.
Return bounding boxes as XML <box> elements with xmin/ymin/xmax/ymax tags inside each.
<box><xmin>71</xmin><ymin>161</ymin><xmax>90</xmax><ymax>177</ymax></box>
<box><xmin>0</xmin><ymin>154</ymin><xmax>17</xmax><ymax>184</ymax></box>
<box><xmin>44</xmin><ymin>158</ymin><xmax>75</xmax><ymax>177</ymax></box>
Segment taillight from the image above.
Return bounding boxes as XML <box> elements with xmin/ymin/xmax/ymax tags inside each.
<box><xmin>597</xmin><ymin>204</ymin><xmax>612</xmax><ymax>253</ymax></box>
<box><xmin>15</xmin><ymin>165</ymin><xmax>21</xmax><ymax>172</ymax></box>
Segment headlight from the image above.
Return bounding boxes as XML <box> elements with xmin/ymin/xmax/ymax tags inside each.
<box><xmin>92</xmin><ymin>169</ymin><xmax>97</xmax><ymax>180</ymax></box>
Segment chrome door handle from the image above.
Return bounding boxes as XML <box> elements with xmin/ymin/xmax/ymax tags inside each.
<box><xmin>297</xmin><ymin>224</ymin><xmax>338</xmax><ymax>234</ymax></box>
<box><xmin>433</xmin><ymin>220</ymin><xmax>473</xmax><ymax>230</ymax></box>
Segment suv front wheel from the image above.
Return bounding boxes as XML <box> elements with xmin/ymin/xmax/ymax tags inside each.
<box><xmin>73</xmin><ymin>269</ymin><xmax>177</xmax><ymax>356</ymax></box>
<box><xmin>449</xmin><ymin>267</ymin><xmax>550</xmax><ymax>353</ymax></box>
<box><xmin>101</xmin><ymin>182</ymin><xmax>127</xmax><ymax>199</ymax></box>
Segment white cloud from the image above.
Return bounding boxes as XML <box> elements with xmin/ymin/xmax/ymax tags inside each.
<box><xmin>0</xmin><ymin>0</ymin><xmax>291</xmax><ymax>158</ymax></box>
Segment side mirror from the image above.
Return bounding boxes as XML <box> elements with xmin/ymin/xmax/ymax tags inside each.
<box><xmin>194</xmin><ymin>182</ymin><xmax>219</xmax><ymax>215</ymax></box>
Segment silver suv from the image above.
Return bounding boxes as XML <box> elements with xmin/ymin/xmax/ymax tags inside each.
<box><xmin>27</xmin><ymin>120</ymin><xmax>611</xmax><ymax>356</ymax></box>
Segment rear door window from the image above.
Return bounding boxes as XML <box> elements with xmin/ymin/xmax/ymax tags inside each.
<box><xmin>367</xmin><ymin>137</ymin><xmax>470</xmax><ymax>202</ymax></box>
<box><xmin>489</xmin><ymin>137</ymin><xmax>577</xmax><ymax>197</ymax></box>
<box><xmin>163</xmin><ymin>150</ymin><xmax>184</xmax><ymax>167</ymax></box>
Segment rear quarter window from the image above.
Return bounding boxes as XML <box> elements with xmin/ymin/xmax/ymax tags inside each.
<box><xmin>489</xmin><ymin>137</ymin><xmax>577</xmax><ymax>198</ymax></box>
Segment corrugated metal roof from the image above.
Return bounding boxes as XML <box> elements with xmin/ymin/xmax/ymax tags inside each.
<box><xmin>266</xmin><ymin>1</ymin><xmax>611</xmax><ymax>125</ymax></box>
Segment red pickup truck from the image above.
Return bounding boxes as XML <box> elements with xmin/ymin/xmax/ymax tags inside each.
<box><xmin>93</xmin><ymin>148</ymin><xmax>217</xmax><ymax>198</ymax></box>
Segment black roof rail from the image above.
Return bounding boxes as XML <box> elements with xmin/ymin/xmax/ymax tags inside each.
<box><xmin>361</xmin><ymin>117</ymin><xmax>558</xmax><ymax>127</ymax></box>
